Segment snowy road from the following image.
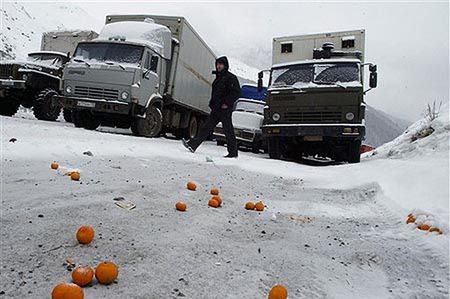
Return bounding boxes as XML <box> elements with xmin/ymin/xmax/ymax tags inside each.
<box><xmin>1</xmin><ymin>114</ymin><xmax>449</xmax><ymax>298</ymax></box>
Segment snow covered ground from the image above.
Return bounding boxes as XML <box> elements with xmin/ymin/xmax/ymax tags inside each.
<box><xmin>1</xmin><ymin>110</ymin><xmax>448</xmax><ymax>298</ymax></box>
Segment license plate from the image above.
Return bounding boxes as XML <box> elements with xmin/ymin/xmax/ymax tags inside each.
<box><xmin>1</xmin><ymin>81</ymin><xmax>14</xmax><ymax>86</ymax></box>
<box><xmin>304</xmin><ymin>136</ymin><xmax>323</xmax><ymax>141</ymax></box>
<box><xmin>77</xmin><ymin>101</ymin><xmax>95</xmax><ymax>108</ymax></box>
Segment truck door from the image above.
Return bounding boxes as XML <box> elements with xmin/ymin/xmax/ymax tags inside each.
<box><xmin>140</xmin><ymin>50</ymin><xmax>161</xmax><ymax>105</ymax></box>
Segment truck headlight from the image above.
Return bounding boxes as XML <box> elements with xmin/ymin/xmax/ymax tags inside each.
<box><xmin>121</xmin><ymin>91</ymin><xmax>129</xmax><ymax>100</ymax></box>
<box><xmin>65</xmin><ymin>85</ymin><xmax>72</xmax><ymax>94</ymax></box>
<box><xmin>22</xmin><ymin>74</ymin><xmax>28</xmax><ymax>81</ymax></box>
<box><xmin>345</xmin><ymin>112</ymin><xmax>355</xmax><ymax>121</ymax></box>
<box><xmin>272</xmin><ymin>113</ymin><xmax>281</xmax><ymax>122</ymax></box>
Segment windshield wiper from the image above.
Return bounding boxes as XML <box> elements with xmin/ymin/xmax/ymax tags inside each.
<box><xmin>270</xmin><ymin>83</ymin><xmax>305</xmax><ymax>91</ymax></box>
<box><xmin>104</xmin><ymin>61</ymin><xmax>126</xmax><ymax>70</ymax></box>
<box><xmin>73</xmin><ymin>58</ymin><xmax>91</xmax><ymax>67</ymax></box>
<box><xmin>313</xmin><ymin>81</ymin><xmax>347</xmax><ymax>89</ymax></box>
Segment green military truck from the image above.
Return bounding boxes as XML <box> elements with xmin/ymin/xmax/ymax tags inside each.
<box><xmin>259</xmin><ymin>30</ymin><xmax>377</xmax><ymax>163</ymax></box>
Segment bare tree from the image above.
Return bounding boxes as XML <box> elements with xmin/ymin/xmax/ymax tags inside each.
<box><xmin>424</xmin><ymin>101</ymin><xmax>442</xmax><ymax>121</ymax></box>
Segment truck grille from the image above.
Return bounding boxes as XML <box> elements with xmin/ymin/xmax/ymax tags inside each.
<box><xmin>0</xmin><ymin>64</ymin><xmax>14</xmax><ymax>79</ymax></box>
<box><xmin>284</xmin><ymin>111</ymin><xmax>342</xmax><ymax>123</ymax></box>
<box><xmin>74</xmin><ymin>86</ymin><xmax>119</xmax><ymax>101</ymax></box>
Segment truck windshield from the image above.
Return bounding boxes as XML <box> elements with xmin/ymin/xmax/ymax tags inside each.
<box><xmin>271</xmin><ymin>62</ymin><xmax>360</xmax><ymax>88</ymax></box>
<box><xmin>73</xmin><ymin>42</ymin><xmax>144</xmax><ymax>66</ymax></box>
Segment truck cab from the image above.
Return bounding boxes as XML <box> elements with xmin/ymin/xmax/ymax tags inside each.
<box><xmin>260</xmin><ymin>30</ymin><xmax>377</xmax><ymax>163</ymax></box>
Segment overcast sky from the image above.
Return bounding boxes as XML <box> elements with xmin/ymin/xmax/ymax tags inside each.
<box><xmin>35</xmin><ymin>1</ymin><xmax>450</xmax><ymax>121</ymax></box>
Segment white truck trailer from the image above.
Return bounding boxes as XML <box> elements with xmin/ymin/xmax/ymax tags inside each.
<box><xmin>57</xmin><ymin>15</ymin><xmax>217</xmax><ymax>138</ymax></box>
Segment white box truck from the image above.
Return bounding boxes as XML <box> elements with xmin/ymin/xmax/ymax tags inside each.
<box><xmin>57</xmin><ymin>15</ymin><xmax>217</xmax><ymax>138</ymax></box>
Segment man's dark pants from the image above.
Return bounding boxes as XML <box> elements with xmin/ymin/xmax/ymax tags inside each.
<box><xmin>188</xmin><ymin>108</ymin><xmax>238</xmax><ymax>156</ymax></box>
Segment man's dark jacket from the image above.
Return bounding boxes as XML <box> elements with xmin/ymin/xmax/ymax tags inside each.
<box><xmin>209</xmin><ymin>56</ymin><xmax>241</xmax><ymax>113</ymax></box>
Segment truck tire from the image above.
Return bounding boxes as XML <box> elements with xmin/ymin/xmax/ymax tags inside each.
<box><xmin>63</xmin><ymin>109</ymin><xmax>72</xmax><ymax>123</ymax></box>
<box><xmin>131</xmin><ymin>105</ymin><xmax>162</xmax><ymax>137</ymax></box>
<box><xmin>347</xmin><ymin>140</ymin><xmax>362</xmax><ymax>163</ymax></box>
<box><xmin>268</xmin><ymin>137</ymin><xmax>282</xmax><ymax>159</ymax></box>
<box><xmin>71</xmin><ymin>110</ymin><xmax>83</xmax><ymax>128</ymax></box>
<box><xmin>71</xmin><ymin>110</ymin><xmax>100</xmax><ymax>130</ymax></box>
<box><xmin>186</xmin><ymin>115</ymin><xmax>198</xmax><ymax>139</ymax></box>
<box><xmin>0</xmin><ymin>97</ymin><xmax>20</xmax><ymax>116</ymax></box>
<box><xmin>33</xmin><ymin>88</ymin><xmax>61</xmax><ymax>121</ymax></box>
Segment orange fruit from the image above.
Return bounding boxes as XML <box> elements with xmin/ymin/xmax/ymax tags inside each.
<box><xmin>187</xmin><ymin>181</ymin><xmax>197</xmax><ymax>191</ymax></box>
<box><xmin>418</xmin><ymin>224</ymin><xmax>430</xmax><ymax>231</ymax></box>
<box><xmin>52</xmin><ymin>282</ymin><xmax>84</xmax><ymax>299</ymax></box>
<box><xmin>71</xmin><ymin>172</ymin><xmax>80</xmax><ymax>181</ymax></box>
<box><xmin>208</xmin><ymin>198</ymin><xmax>220</xmax><ymax>208</ymax></box>
<box><xmin>406</xmin><ymin>216</ymin><xmax>416</xmax><ymax>224</ymax></box>
<box><xmin>72</xmin><ymin>265</ymin><xmax>94</xmax><ymax>287</ymax></box>
<box><xmin>268</xmin><ymin>284</ymin><xmax>288</xmax><ymax>299</ymax></box>
<box><xmin>95</xmin><ymin>261</ymin><xmax>119</xmax><ymax>285</ymax></box>
<box><xmin>211</xmin><ymin>195</ymin><xmax>222</xmax><ymax>206</ymax></box>
<box><xmin>245</xmin><ymin>202</ymin><xmax>255</xmax><ymax>210</ymax></box>
<box><xmin>76</xmin><ymin>226</ymin><xmax>95</xmax><ymax>245</ymax></box>
<box><xmin>175</xmin><ymin>201</ymin><xmax>187</xmax><ymax>212</ymax></box>
<box><xmin>51</xmin><ymin>162</ymin><xmax>59</xmax><ymax>170</ymax></box>
<box><xmin>255</xmin><ymin>201</ymin><xmax>265</xmax><ymax>212</ymax></box>
<box><xmin>210</xmin><ymin>188</ymin><xmax>219</xmax><ymax>196</ymax></box>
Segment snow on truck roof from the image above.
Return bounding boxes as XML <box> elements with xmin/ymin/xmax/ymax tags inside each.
<box><xmin>28</xmin><ymin>51</ymin><xmax>68</xmax><ymax>57</ymax></box>
<box><xmin>272</xmin><ymin>58</ymin><xmax>362</xmax><ymax>69</ymax></box>
<box><xmin>96</xmin><ymin>20</ymin><xmax>172</xmax><ymax>59</ymax></box>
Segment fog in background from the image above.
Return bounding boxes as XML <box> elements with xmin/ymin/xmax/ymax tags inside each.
<box><xmin>16</xmin><ymin>0</ymin><xmax>450</xmax><ymax>121</ymax></box>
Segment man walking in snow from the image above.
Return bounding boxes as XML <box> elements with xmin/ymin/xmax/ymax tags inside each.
<box><xmin>182</xmin><ymin>56</ymin><xmax>240</xmax><ymax>158</ymax></box>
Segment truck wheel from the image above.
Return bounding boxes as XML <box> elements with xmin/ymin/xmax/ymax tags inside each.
<box><xmin>347</xmin><ymin>140</ymin><xmax>362</xmax><ymax>163</ymax></box>
<box><xmin>186</xmin><ymin>115</ymin><xmax>199</xmax><ymax>139</ymax></box>
<box><xmin>251</xmin><ymin>142</ymin><xmax>261</xmax><ymax>154</ymax></box>
<box><xmin>71</xmin><ymin>110</ymin><xmax>100</xmax><ymax>130</ymax></box>
<box><xmin>0</xmin><ymin>97</ymin><xmax>20</xmax><ymax>116</ymax></box>
<box><xmin>268</xmin><ymin>137</ymin><xmax>282</xmax><ymax>159</ymax></box>
<box><xmin>63</xmin><ymin>109</ymin><xmax>72</xmax><ymax>123</ymax></box>
<box><xmin>71</xmin><ymin>110</ymin><xmax>83</xmax><ymax>128</ymax></box>
<box><xmin>33</xmin><ymin>88</ymin><xmax>61</xmax><ymax>121</ymax></box>
<box><xmin>131</xmin><ymin>105</ymin><xmax>162</xmax><ymax>137</ymax></box>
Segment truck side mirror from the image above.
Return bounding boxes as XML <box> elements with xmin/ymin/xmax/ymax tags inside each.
<box><xmin>369</xmin><ymin>70</ymin><xmax>377</xmax><ymax>88</ymax></box>
<box><xmin>257</xmin><ymin>71</ymin><xmax>263</xmax><ymax>92</ymax></box>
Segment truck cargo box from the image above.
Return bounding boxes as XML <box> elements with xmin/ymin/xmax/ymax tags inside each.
<box><xmin>272</xmin><ymin>29</ymin><xmax>365</xmax><ymax>65</ymax></box>
<box><xmin>41</xmin><ymin>30</ymin><xmax>98</xmax><ymax>55</ymax></box>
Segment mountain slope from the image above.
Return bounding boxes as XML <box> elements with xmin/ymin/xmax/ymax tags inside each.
<box><xmin>0</xmin><ymin>2</ymin><xmax>99</xmax><ymax>59</ymax></box>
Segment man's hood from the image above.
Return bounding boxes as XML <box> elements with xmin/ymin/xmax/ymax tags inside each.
<box><xmin>213</xmin><ymin>56</ymin><xmax>230</xmax><ymax>75</ymax></box>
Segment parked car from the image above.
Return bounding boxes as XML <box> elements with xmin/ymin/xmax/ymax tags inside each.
<box><xmin>214</xmin><ymin>99</ymin><xmax>266</xmax><ymax>153</ymax></box>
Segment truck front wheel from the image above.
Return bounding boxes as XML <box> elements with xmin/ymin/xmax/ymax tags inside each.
<box><xmin>33</xmin><ymin>88</ymin><xmax>62</xmax><ymax>121</ymax></box>
<box><xmin>347</xmin><ymin>140</ymin><xmax>362</xmax><ymax>163</ymax></box>
<box><xmin>131</xmin><ymin>105</ymin><xmax>163</xmax><ymax>137</ymax></box>
<box><xmin>71</xmin><ymin>110</ymin><xmax>100</xmax><ymax>130</ymax></box>
<box><xmin>63</xmin><ymin>109</ymin><xmax>72</xmax><ymax>123</ymax></box>
<box><xmin>268</xmin><ymin>137</ymin><xmax>282</xmax><ymax>159</ymax></box>
<box><xmin>0</xmin><ymin>97</ymin><xmax>20</xmax><ymax>116</ymax></box>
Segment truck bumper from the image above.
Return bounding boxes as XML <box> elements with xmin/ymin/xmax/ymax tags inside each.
<box><xmin>0</xmin><ymin>79</ymin><xmax>26</xmax><ymax>93</ymax></box>
<box><xmin>262</xmin><ymin>124</ymin><xmax>365</xmax><ymax>140</ymax></box>
<box><xmin>55</xmin><ymin>95</ymin><xmax>139</xmax><ymax>115</ymax></box>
